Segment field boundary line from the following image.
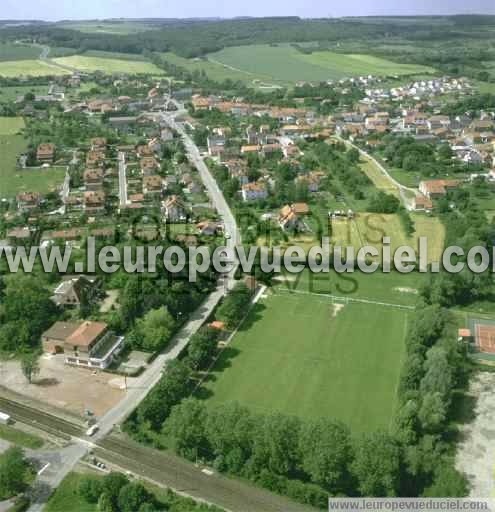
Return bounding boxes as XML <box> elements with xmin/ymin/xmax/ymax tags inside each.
<box><xmin>273</xmin><ymin>287</ymin><xmax>415</xmax><ymax>310</ymax></box>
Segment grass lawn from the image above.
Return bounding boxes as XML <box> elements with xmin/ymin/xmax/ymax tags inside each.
<box><xmin>359</xmin><ymin>158</ymin><xmax>400</xmax><ymax>198</ymax></box>
<box><xmin>207</xmin><ymin>44</ymin><xmax>435</xmax><ymax>84</ymax></box>
<box><xmin>45</xmin><ymin>472</ymin><xmax>96</xmax><ymax>512</ymax></box>
<box><xmin>0</xmin><ymin>135</ymin><xmax>66</xmax><ymax>198</ymax></box>
<box><xmin>0</xmin><ymin>117</ymin><xmax>25</xmax><ymax>135</ymax></box>
<box><xmin>0</xmin><ymin>60</ymin><xmax>69</xmax><ymax>77</ymax></box>
<box><xmin>200</xmin><ymin>293</ymin><xmax>407</xmax><ymax>432</ymax></box>
<box><xmin>52</xmin><ymin>55</ymin><xmax>165</xmax><ymax>75</ymax></box>
<box><xmin>0</xmin><ymin>424</ymin><xmax>43</xmax><ymax>449</ymax></box>
<box><xmin>331</xmin><ymin>212</ymin><xmax>445</xmax><ymax>264</ymax></box>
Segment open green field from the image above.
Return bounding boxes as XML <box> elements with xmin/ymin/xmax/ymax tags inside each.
<box><xmin>0</xmin><ymin>60</ymin><xmax>69</xmax><ymax>77</ymax></box>
<box><xmin>205</xmin><ymin>44</ymin><xmax>435</xmax><ymax>84</ymax></box>
<box><xmin>45</xmin><ymin>472</ymin><xmax>96</xmax><ymax>512</ymax></box>
<box><xmin>52</xmin><ymin>55</ymin><xmax>165</xmax><ymax>75</ymax></box>
<box><xmin>200</xmin><ymin>293</ymin><xmax>408</xmax><ymax>432</ymax></box>
<box><xmin>0</xmin><ymin>117</ymin><xmax>24</xmax><ymax>135</ymax></box>
<box><xmin>331</xmin><ymin>212</ymin><xmax>445</xmax><ymax>264</ymax></box>
<box><xmin>0</xmin><ymin>43</ymin><xmax>40</xmax><ymax>62</ymax></box>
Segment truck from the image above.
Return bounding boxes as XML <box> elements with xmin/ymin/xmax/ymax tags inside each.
<box><xmin>0</xmin><ymin>412</ymin><xmax>11</xmax><ymax>425</ymax></box>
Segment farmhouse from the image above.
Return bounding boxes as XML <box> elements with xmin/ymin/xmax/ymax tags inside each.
<box><xmin>413</xmin><ymin>195</ymin><xmax>433</xmax><ymax>212</ymax></box>
<box><xmin>36</xmin><ymin>143</ymin><xmax>55</xmax><ymax>163</ymax></box>
<box><xmin>419</xmin><ymin>179</ymin><xmax>461</xmax><ymax>199</ymax></box>
<box><xmin>42</xmin><ymin>320</ymin><xmax>124</xmax><ymax>370</ymax></box>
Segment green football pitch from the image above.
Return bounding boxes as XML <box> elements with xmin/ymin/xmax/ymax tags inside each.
<box><xmin>200</xmin><ymin>291</ymin><xmax>408</xmax><ymax>433</ymax></box>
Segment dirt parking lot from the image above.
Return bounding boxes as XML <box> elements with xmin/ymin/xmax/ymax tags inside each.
<box><xmin>0</xmin><ymin>354</ymin><xmax>126</xmax><ymax>418</ymax></box>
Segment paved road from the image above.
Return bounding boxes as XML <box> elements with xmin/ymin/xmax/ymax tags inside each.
<box><xmin>118</xmin><ymin>151</ymin><xmax>129</xmax><ymax>207</ymax></box>
<box><xmin>19</xmin><ymin>108</ymin><xmax>247</xmax><ymax>511</ymax></box>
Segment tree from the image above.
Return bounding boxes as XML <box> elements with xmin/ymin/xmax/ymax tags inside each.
<box><xmin>0</xmin><ymin>321</ymin><xmax>31</xmax><ymax>353</ymax></box>
<box><xmin>102</xmin><ymin>472</ymin><xmax>129</xmax><ymax>510</ymax></box>
<box><xmin>165</xmin><ymin>398</ymin><xmax>208</xmax><ymax>460</ymax></box>
<box><xmin>299</xmin><ymin>418</ymin><xmax>352</xmax><ymax>493</ymax></box>
<box><xmin>117</xmin><ymin>483</ymin><xmax>151</xmax><ymax>512</ymax></box>
<box><xmin>20</xmin><ymin>353</ymin><xmax>40</xmax><ymax>384</ymax></box>
<box><xmin>418</xmin><ymin>392</ymin><xmax>447</xmax><ymax>433</ymax></box>
<box><xmin>0</xmin><ymin>447</ymin><xmax>30</xmax><ymax>499</ymax></box>
<box><xmin>351</xmin><ymin>432</ymin><xmax>401</xmax><ymax>497</ymax></box>
<box><xmin>423</xmin><ymin>464</ymin><xmax>468</xmax><ymax>497</ymax></box>
<box><xmin>97</xmin><ymin>492</ymin><xmax>114</xmax><ymax>512</ymax></box>
<box><xmin>133</xmin><ymin>307</ymin><xmax>175</xmax><ymax>352</ymax></box>
<box><xmin>79</xmin><ymin>476</ymin><xmax>103</xmax><ymax>503</ymax></box>
<box><xmin>420</xmin><ymin>347</ymin><xmax>453</xmax><ymax>400</ymax></box>
<box><xmin>216</xmin><ymin>283</ymin><xmax>252</xmax><ymax>329</ymax></box>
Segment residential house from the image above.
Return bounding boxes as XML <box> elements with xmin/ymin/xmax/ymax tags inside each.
<box><xmin>278</xmin><ymin>204</ymin><xmax>301</xmax><ymax>231</ymax></box>
<box><xmin>51</xmin><ymin>276</ymin><xmax>99</xmax><ymax>309</ymax></box>
<box><xmin>143</xmin><ymin>175</ymin><xmax>164</xmax><ymax>198</ymax></box>
<box><xmin>6</xmin><ymin>226</ymin><xmax>33</xmax><ymax>245</ymax></box>
<box><xmin>37</xmin><ymin>143</ymin><xmax>55</xmax><ymax>163</ymax></box>
<box><xmin>83</xmin><ymin>168</ymin><xmax>104</xmax><ymax>191</ymax></box>
<box><xmin>413</xmin><ymin>195</ymin><xmax>433</xmax><ymax>212</ymax></box>
<box><xmin>241</xmin><ymin>182</ymin><xmax>268</xmax><ymax>202</ymax></box>
<box><xmin>16</xmin><ymin>192</ymin><xmax>41</xmax><ymax>213</ymax></box>
<box><xmin>162</xmin><ymin>195</ymin><xmax>188</xmax><ymax>222</ymax></box>
<box><xmin>84</xmin><ymin>191</ymin><xmax>106</xmax><ymax>214</ymax></box>
<box><xmin>207</xmin><ymin>136</ymin><xmax>226</xmax><ymax>157</ymax></box>
<box><xmin>90</xmin><ymin>138</ymin><xmax>107</xmax><ymax>151</ymax></box>
<box><xmin>86</xmin><ymin>150</ymin><xmax>105</xmax><ymax>168</ymax></box>
<box><xmin>42</xmin><ymin>320</ymin><xmax>124</xmax><ymax>369</ymax></box>
<box><xmin>140</xmin><ymin>157</ymin><xmax>160</xmax><ymax>176</ymax></box>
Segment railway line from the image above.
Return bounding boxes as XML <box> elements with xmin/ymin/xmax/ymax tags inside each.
<box><xmin>0</xmin><ymin>397</ymin><xmax>84</xmax><ymax>440</ymax></box>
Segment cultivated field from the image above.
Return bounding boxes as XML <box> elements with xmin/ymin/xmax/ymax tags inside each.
<box><xmin>200</xmin><ymin>292</ymin><xmax>408</xmax><ymax>432</ymax></box>
<box><xmin>57</xmin><ymin>21</ymin><xmax>158</xmax><ymax>34</ymax></box>
<box><xmin>52</xmin><ymin>55</ymin><xmax>165</xmax><ymax>75</ymax></box>
<box><xmin>331</xmin><ymin>212</ymin><xmax>445</xmax><ymax>264</ymax></box>
<box><xmin>0</xmin><ymin>84</ymin><xmax>48</xmax><ymax>102</ymax></box>
<box><xmin>206</xmin><ymin>44</ymin><xmax>435</xmax><ymax>84</ymax></box>
<box><xmin>0</xmin><ymin>60</ymin><xmax>69</xmax><ymax>77</ymax></box>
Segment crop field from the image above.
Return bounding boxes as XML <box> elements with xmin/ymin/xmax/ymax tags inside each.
<box><xmin>0</xmin><ymin>43</ymin><xmax>40</xmax><ymax>62</ymax></box>
<box><xmin>205</xmin><ymin>44</ymin><xmax>435</xmax><ymax>84</ymax></box>
<box><xmin>57</xmin><ymin>21</ymin><xmax>158</xmax><ymax>34</ymax></box>
<box><xmin>331</xmin><ymin>212</ymin><xmax>445</xmax><ymax>264</ymax></box>
<box><xmin>161</xmin><ymin>52</ymin><xmax>257</xmax><ymax>85</ymax></box>
<box><xmin>200</xmin><ymin>292</ymin><xmax>408</xmax><ymax>432</ymax></box>
<box><xmin>0</xmin><ymin>60</ymin><xmax>69</xmax><ymax>77</ymax></box>
<box><xmin>0</xmin><ymin>117</ymin><xmax>25</xmax><ymax>135</ymax></box>
<box><xmin>52</xmin><ymin>55</ymin><xmax>165</xmax><ymax>75</ymax></box>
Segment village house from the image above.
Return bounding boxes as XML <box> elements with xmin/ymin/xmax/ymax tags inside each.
<box><xmin>86</xmin><ymin>150</ymin><xmax>105</xmax><ymax>168</ymax></box>
<box><xmin>140</xmin><ymin>157</ymin><xmax>160</xmax><ymax>176</ymax></box>
<box><xmin>83</xmin><ymin>168</ymin><xmax>104</xmax><ymax>191</ymax></box>
<box><xmin>6</xmin><ymin>226</ymin><xmax>33</xmax><ymax>245</ymax></box>
<box><xmin>207</xmin><ymin>135</ymin><xmax>226</xmax><ymax>157</ymax></box>
<box><xmin>278</xmin><ymin>204</ymin><xmax>301</xmax><ymax>231</ymax></box>
<box><xmin>37</xmin><ymin>143</ymin><xmax>55</xmax><ymax>163</ymax></box>
<box><xmin>16</xmin><ymin>192</ymin><xmax>41</xmax><ymax>213</ymax></box>
<box><xmin>108</xmin><ymin>116</ymin><xmax>138</xmax><ymax>133</ymax></box>
<box><xmin>241</xmin><ymin>181</ymin><xmax>268</xmax><ymax>202</ymax></box>
<box><xmin>42</xmin><ymin>320</ymin><xmax>124</xmax><ymax>370</ymax></box>
<box><xmin>162</xmin><ymin>195</ymin><xmax>188</xmax><ymax>222</ymax></box>
<box><xmin>196</xmin><ymin>221</ymin><xmax>220</xmax><ymax>236</ymax></box>
<box><xmin>413</xmin><ymin>195</ymin><xmax>433</xmax><ymax>213</ymax></box>
<box><xmin>143</xmin><ymin>175</ymin><xmax>164</xmax><ymax>198</ymax></box>
<box><xmin>90</xmin><ymin>137</ymin><xmax>107</xmax><ymax>151</ymax></box>
<box><xmin>84</xmin><ymin>191</ymin><xmax>106</xmax><ymax>214</ymax></box>
<box><xmin>51</xmin><ymin>275</ymin><xmax>100</xmax><ymax>309</ymax></box>
<box><xmin>419</xmin><ymin>179</ymin><xmax>461</xmax><ymax>199</ymax></box>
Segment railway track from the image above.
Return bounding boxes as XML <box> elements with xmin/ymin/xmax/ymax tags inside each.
<box><xmin>0</xmin><ymin>396</ymin><xmax>84</xmax><ymax>440</ymax></box>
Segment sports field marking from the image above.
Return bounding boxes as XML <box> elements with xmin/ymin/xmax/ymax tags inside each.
<box><xmin>274</xmin><ymin>287</ymin><xmax>415</xmax><ymax>310</ymax></box>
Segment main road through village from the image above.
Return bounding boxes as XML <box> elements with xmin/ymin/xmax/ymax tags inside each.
<box><xmin>3</xmin><ymin>105</ymin><xmax>315</xmax><ymax>511</ymax></box>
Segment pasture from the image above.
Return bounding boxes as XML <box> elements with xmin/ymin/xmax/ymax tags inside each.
<box><xmin>206</xmin><ymin>44</ymin><xmax>435</xmax><ymax>84</ymax></box>
<box><xmin>0</xmin><ymin>60</ymin><xmax>69</xmax><ymax>77</ymax></box>
<box><xmin>200</xmin><ymin>292</ymin><xmax>408</xmax><ymax>432</ymax></box>
<box><xmin>52</xmin><ymin>55</ymin><xmax>165</xmax><ymax>75</ymax></box>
